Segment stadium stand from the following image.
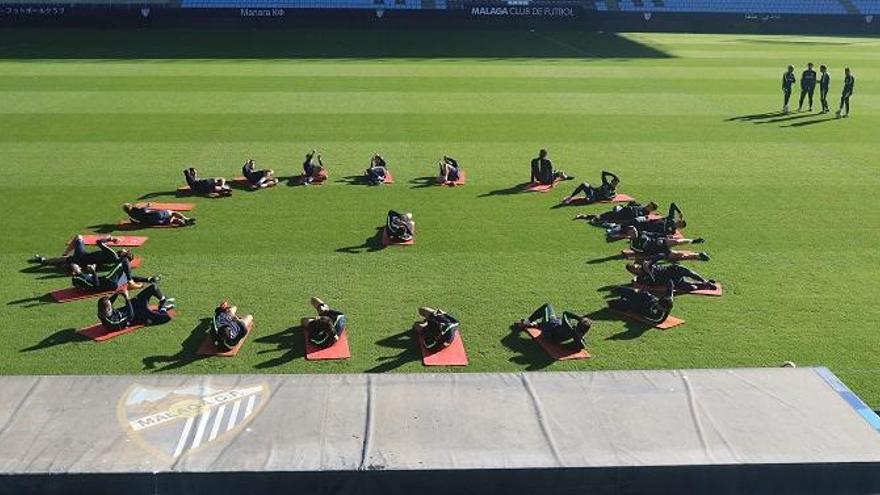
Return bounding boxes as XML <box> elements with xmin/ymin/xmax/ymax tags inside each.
<box><xmin>179</xmin><ymin>0</ymin><xmax>443</xmax><ymax>8</ymax></box>
<box><xmin>601</xmin><ymin>0</ymin><xmax>880</xmax><ymax>14</ymax></box>
<box><xmin>852</xmin><ymin>0</ymin><xmax>880</xmax><ymax>13</ymax></box>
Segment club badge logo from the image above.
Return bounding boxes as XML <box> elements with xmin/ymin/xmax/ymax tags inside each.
<box><xmin>118</xmin><ymin>382</ymin><xmax>270</xmax><ymax>460</ymax></box>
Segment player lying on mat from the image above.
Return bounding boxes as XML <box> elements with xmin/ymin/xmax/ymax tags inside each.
<box><xmin>365</xmin><ymin>153</ymin><xmax>388</xmax><ymax>185</ymax></box>
<box><xmin>562</xmin><ymin>171</ymin><xmax>620</xmax><ymax>204</ymax></box>
<box><xmin>598</xmin><ymin>203</ymin><xmax>686</xmax><ymax>239</ymax></box>
<box><xmin>28</xmin><ymin>236</ymin><xmax>131</xmax><ymax>269</ymax></box>
<box><xmin>438</xmin><ymin>155</ymin><xmax>461</xmax><ymax>182</ymax></box>
<box><xmin>626</xmin><ymin>227</ymin><xmax>709</xmax><ymax>261</ymax></box>
<box><xmin>123</xmin><ymin>203</ymin><xmax>195</xmax><ymax>226</ymax></box>
<box><xmin>515</xmin><ymin>303</ymin><xmax>591</xmax><ymax>349</ymax></box>
<box><xmin>627</xmin><ymin>257</ymin><xmax>717</xmax><ymax>293</ymax></box>
<box><xmin>417</xmin><ymin>307</ymin><xmax>460</xmax><ymax>350</ymax></box>
<box><xmin>575</xmin><ymin>201</ymin><xmax>659</xmax><ymax>227</ymax></box>
<box><xmin>302</xmin><ymin>150</ymin><xmax>326</xmax><ymax>184</ymax></box>
<box><xmin>211</xmin><ymin>301</ymin><xmax>253</xmax><ymax>352</ymax></box>
<box><xmin>242</xmin><ymin>159</ymin><xmax>278</xmax><ymax>188</ymax></box>
<box><xmin>97</xmin><ymin>283</ymin><xmax>174</xmax><ymax>330</ymax></box>
<box><xmin>71</xmin><ymin>256</ymin><xmax>156</xmax><ymax>292</ymax></box>
<box><xmin>607</xmin><ymin>281</ymin><xmax>675</xmax><ymax>324</ymax></box>
<box><xmin>305</xmin><ymin>296</ymin><xmax>347</xmax><ymax>348</ymax></box>
<box><xmin>387</xmin><ymin>210</ymin><xmax>415</xmax><ymax>242</ymax></box>
<box><xmin>530</xmin><ymin>149</ymin><xmax>570</xmax><ymax>185</ymax></box>
<box><xmin>184</xmin><ymin>167</ymin><xmax>231</xmax><ymax>195</ymax></box>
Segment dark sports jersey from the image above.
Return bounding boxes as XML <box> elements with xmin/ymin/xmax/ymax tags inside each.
<box><xmin>243</xmin><ymin>162</ymin><xmax>269</xmax><ymax>184</ymax></box>
<box><xmin>639</xmin><ymin>263</ymin><xmax>688</xmax><ymax>286</ymax></box>
<box><xmin>73</xmin><ymin>261</ymin><xmax>126</xmax><ymax>291</ymax></box>
<box><xmin>540</xmin><ymin>317</ymin><xmax>564</xmax><ymax>337</ymax></box>
<box><xmin>597</xmin><ymin>183</ymin><xmax>615</xmax><ymax>200</ymax></box>
<box><xmin>801</xmin><ymin>69</ymin><xmax>817</xmax><ymax>88</ymax></box>
<box><xmin>386</xmin><ymin>211</ymin><xmax>412</xmax><ymax>239</ymax></box>
<box><xmin>184</xmin><ymin>169</ymin><xmax>198</xmax><ymax>187</ymax></box>
<box><xmin>185</xmin><ymin>169</ymin><xmax>214</xmax><ymax>193</ymax></box>
<box><xmin>543</xmin><ymin>315</ymin><xmax>584</xmax><ymax>344</ymax></box>
<box><xmin>610</xmin><ymin>204</ymin><xmax>647</xmax><ymax>223</ymax></box>
<box><xmin>819</xmin><ymin>72</ymin><xmax>830</xmax><ymax>89</ymax></box>
<box><xmin>598</xmin><ymin>171</ymin><xmax>618</xmax><ymax>199</ymax></box>
<box><xmin>623</xmin><ymin>290</ymin><xmax>670</xmax><ymax>324</ymax></box>
<box><xmin>72</xmin><ymin>239</ymin><xmax>119</xmax><ymax>266</ymax></box>
<box><xmin>128</xmin><ymin>207</ymin><xmax>169</xmax><ymax>225</ymax></box>
<box><xmin>531</xmin><ymin>157</ymin><xmax>554</xmax><ymax>184</ymax></box>
<box><xmin>633</xmin><ymin>217</ymin><xmax>671</xmax><ymax>235</ymax></box>
<box><xmin>843</xmin><ymin>75</ymin><xmax>855</xmax><ymax>95</ymax></box>
<box><xmin>782</xmin><ymin>72</ymin><xmax>795</xmax><ymax>90</ymax></box>
<box><xmin>631</xmin><ymin>232</ymin><xmax>669</xmax><ymax>255</ymax></box>
<box><xmin>72</xmin><ymin>272</ymin><xmax>102</xmax><ymax>290</ymax></box>
<box><xmin>425</xmin><ymin>312</ymin><xmax>459</xmax><ymax>347</ymax></box>
<box><xmin>531</xmin><ymin>157</ymin><xmax>550</xmax><ymax>170</ymax></box>
<box><xmin>242</xmin><ymin>162</ymin><xmax>256</xmax><ymax>181</ymax></box>
<box><xmin>99</xmin><ymin>295</ymin><xmax>134</xmax><ymax>330</ymax></box>
<box><xmin>308</xmin><ymin>310</ymin><xmax>345</xmax><ymax>346</ymax></box>
<box><xmin>303</xmin><ymin>155</ymin><xmax>320</xmax><ymax>176</ymax></box>
<box><xmin>214</xmin><ymin>311</ymin><xmax>246</xmax><ymax>348</ymax></box>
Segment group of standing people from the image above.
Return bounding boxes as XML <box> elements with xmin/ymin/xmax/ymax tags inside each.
<box><xmin>782</xmin><ymin>63</ymin><xmax>855</xmax><ymax>117</ymax></box>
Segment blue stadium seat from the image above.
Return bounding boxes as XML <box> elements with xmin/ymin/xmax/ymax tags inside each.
<box><xmin>611</xmin><ymin>0</ymin><xmax>854</xmax><ymax>15</ymax></box>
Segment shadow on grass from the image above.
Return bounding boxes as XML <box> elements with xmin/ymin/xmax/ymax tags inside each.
<box><xmin>478</xmin><ymin>182</ymin><xmax>531</xmax><ymax>197</ymax></box>
<box><xmin>7</xmin><ymin>293</ymin><xmax>54</xmax><ymax>308</ymax></box>
<box><xmin>142</xmin><ymin>318</ymin><xmax>209</xmax><ymax>372</ymax></box>
<box><xmin>753</xmin><ymin>113</ymin><xmax>814</xmax><ymax>125</ymax></box>
<box><xmin>500</xmin><ymin>325</ymin><xmax>555</xmax><ymax>371</ymax></box>
<box><xmin>138</xmin><ymin>190</ymin><xmax>182</xmax><ymax>200</ymax></box>
<box><xmin>339</xmin><ymin>174</ymin><xmax>384</xmax><ymax>186</ymax></box>
<box><xmin>336</xmin><ymin>227</ymin><xmax>385</xmax><ymax>254</ymax></box>
<box><xmin>550</xmin><ymin>198</ymin><xmax>583</xmax><ymax>210</ymax></box>
<box><xmin>724</xmin><ymin>110</ymin><xmax>786</xmax><ymax>122</ymax></box>
<box><xmin>784</xmin><ymin>116</ymin><xmax>837</xmax><ymax>127</ymax></box>
<box><xmin>0</xmin><ymin>30</ymin><xmax>673</xmax><ymax>60</ymax></box>
<box><xmin>229</xmin><ymin>180</ymin><xmax>260</xmax><ymax>192</ymax></box>
<box><xmin>253</xmin><ymin>325</ymin><xmax>306</xmax><ymax>369</ymax></box>
<box><xmin>587</xmin><ymin>254</ymin><xmax>625</xmax><ymax>265</ymax></box>
<box><xmin>87</xmin><ymin>223</ymin><xmax>123</xmax><ymax>234</ymax></box>
<box><xmin>596</xmin><ymin>284</ymin><xmax>624</xmax><ymax>293</ymax></box>
<box><xmin>409</xmin><ymin>176</ymin><xmax>438</xmax><ymax>189</ymax></box>
<box><xmin>279</xmin><ymin>175</ymin><xmax>311</xmax><ymax>187</ymax></box>
<box><xmin>19</xmin><ymin>263</ymin><xmax>68</xmax><ymax>280</ymax></box>
<box><xmin>20</xmin><ymin>328</ymin><xmax>87</xmax><ymax>352</ymax></box>
<box><xmin>587</xmin><ymin>307</ymin><xmax>653</xmax><ymax>341</ymax></box>
<box><xmin>367</xmin><ymin>328</ymin><xmax>420</xmax><ymax>373</ymax></box>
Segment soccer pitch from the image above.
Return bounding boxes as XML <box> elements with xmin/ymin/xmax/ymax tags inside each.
<box><xmin>1</xmin><ymin>29</ymin><xmax>878</xmax><ymax>404</ymax></box>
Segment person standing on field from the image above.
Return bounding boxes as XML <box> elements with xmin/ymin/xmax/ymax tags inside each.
<box><xmin>798</xmin><ymin>62</ymin><xmax>817</xmax><ymax>112</ymax></box>
<box><xmin>818</xmin><ymin>64</ymin><xmax>831</xmax><ymax>113</ymax></box>
<box><xmin>782</xmin><ymin>65</ymin><xmax>796</xmax><ymax>113</ymax></box>
<box><xmin>836</xmin><ymin>67</ymin><xmax>855</xmax><ymax>119</ymax></box>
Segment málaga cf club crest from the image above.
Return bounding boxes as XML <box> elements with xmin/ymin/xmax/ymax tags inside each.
<box><xmin>118</xmin><ymin>382</ymin><xmax>270</xmax><ymax>460</ymax></box>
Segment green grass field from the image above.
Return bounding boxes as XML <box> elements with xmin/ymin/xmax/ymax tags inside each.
<box><xmin>2</xmin><ymin>29</ymin><xmax>879</xmax><ymax>404</ymax></box>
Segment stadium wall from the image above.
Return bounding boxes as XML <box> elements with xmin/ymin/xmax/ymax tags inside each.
<box><xmin>2</xmin><ymin>369</ymin><xmax>880</xmax><ymax>495</ymax></box>
<box><xmin>1</xmin><ymin>0</ymin><xmax>879</xmax><ymax>33</ymax></box>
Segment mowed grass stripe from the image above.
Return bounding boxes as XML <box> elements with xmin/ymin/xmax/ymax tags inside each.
<box><xmin>3</xmin><ymin>62</ymin><xmax>880</xmax><ymax>80</ymax></box>
<box><xmin>2</xmin><ymin>113</ymin><xmax>879</xmax><ymax>142</ymax></box>
<box><xmin>0</xmin><ymin>92</ymin><xmax>731</xmax><ymax>115</ymax></box>
<box><xmin>0</xmin><ymin>75</ymin><xmax>864</xmax><ymax>94</ymax></box>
